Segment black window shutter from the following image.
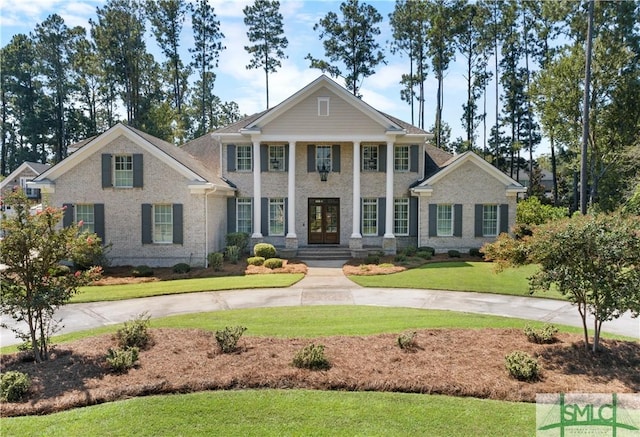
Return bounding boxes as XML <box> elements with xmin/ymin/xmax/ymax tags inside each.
<box><xmin>284</xmin><ymin>145</ymin><xmax>289</xmax><ymax>171</ymax></box>
<box><xmin>474</xmin><ymin>204</ymin><xmax>484</xmax><ymax>237</ymax></box>
<box><xmin>284</xmin><ymin>198</ymin><xmax>288</xmax><ymax>234</ymax></box>
<box><xmin>227</xmin><ymin>145</ymin><xmax>236</xmax><ymax>172</ymax></box>
<box><xmin>409</xmin><ymin>197</ymin><xmax>418</xmax><ymax>237</ymax></box>
<box><xmin>410</xmin><ymin>145</ymin><xmax>419</xmax><ymax>172</ymax></box>
<box><xmin>378</xmin><ymin>198</ymin><xmax>386</xmax><ymax>236</ymax></box>
<box><xmin>332</xmin><ymin>144</ymin><xmax>340</xmax><ymax>172</ymax></box>
<box><xmin>379</xmin><ymin>145</ymin><xmax>386</xmax><ymax>172</ymax></box>
<box><xmin>500</xmin><ymin>204</ymin><xmax>509</xmax><ymax>233</ymax></box>
<box><xmin>94</xmin><ymin>204</ymin><xmax>105</xmax><ymax>243</ymax></box>
<box><xmin>428</xmin><ymin>204</ymin><xmax>437</xmax><ymax>237</ymax></box>
<box><xmin>173</xmin><ymin>204</ymin><xmax>183</xmax><ymax>244</ymax></box>
<box><xmin>307</xmin><ymin>144</ymin><xmax>315</xmax><ymax>172</ymax></box>
<box><xmin>141</xmin><ymin>204</ymin><xmax>152</xmax><ymax>244</ymax></box>
<box><xmin>133</xmin><ymin>154</ymin><xmax>143</xmax><ymax>187</ymax></box>
<box><xmin>101</xmin><ymin>154</ymin><xmax>112</xmax><ymax>188</ymax></box>
<box><xmin>261</xmin><ymin>198</ymin><xmax>269</xmax><ymax>236</ymax></box>
<box><xmin>260</xmin><ymin>145</ymin><xmax>268</xmax><ymax>172</ymax></box>
<box><xmin>454</xmin><ymin>204</ymin><xmax>463</xmax><ymax>237</ymax></box>
<box><xmin>227</xmin><ymin>198</ymin><xmax>236</xmax><ymax>233</ymax></box>
<box><xmin>63</xmin><ymin>203</ymin><xmax>73</xmax><ymax>227</ymax></box>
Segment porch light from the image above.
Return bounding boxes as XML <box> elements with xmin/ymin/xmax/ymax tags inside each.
<box><xmin>318</xmin><ymin>163</ymin><xmax>329</xmax><ymax>182</ymax></box>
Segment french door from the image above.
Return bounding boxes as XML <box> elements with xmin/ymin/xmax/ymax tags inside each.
<box><xmin>308</xmin><ymin>198</ymin><xmax>340</xmax><ymax>244</ymax></box>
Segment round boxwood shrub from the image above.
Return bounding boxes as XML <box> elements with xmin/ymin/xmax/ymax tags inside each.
<box><xmin>254</xmin><ymin>243</ymin><xmax>277</xmax><ymax>259</ymax></box>
<box><xmin>247</xmin><ymin>256</ymin><xmax>265</xmax><ymax>266</ymax></box>
<box><xmin>1</xmin><ymin>371</ymin><xmax>31</xmax><ymax>402</ymax></box>
<box><xmin>505</xmin><ymin>351</ymin><xmax>541</xmax><ymax>382</ymax></box>
<box><xmin>263</xmin><ymin>258</ymin><xmax>283</xmax><ymax>269</ymax></box>
<box><xmin>172</xmin><ymin>263</ymin><xmax>191</xmax><ymax>274</ymax></box>
<box><xmin>132</xmin><ymin>265</ymin><xmax>154</xmax><ymax>277</ymax></box>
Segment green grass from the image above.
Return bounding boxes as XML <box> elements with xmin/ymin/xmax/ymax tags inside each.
<box><xmin>349</xmin><ymin>261</ymin><xmax>566</xmax><ymax>300</ymax></box>
<box><xmin>71</xmin><ymin>274</ymin><xmax>304</xmax><ymax>303</ymax></box>
<box><xmin>1</xmin><ymin>389</ymin><xmax>535</xmax><ymax>436</ymax></box>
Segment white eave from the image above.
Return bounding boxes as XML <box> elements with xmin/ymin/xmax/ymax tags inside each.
<box><xmin>29</xmin><ymin>179</ymin><xmax>55</xmax><ymax>193</ymax></box>
<box><xmin>187</xmin><ymin>182</ymin><xmax>236</xmax><ymax>195</ymax></box>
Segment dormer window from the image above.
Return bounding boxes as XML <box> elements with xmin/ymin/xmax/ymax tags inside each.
<box><xmin>318</xmin><ymin>97</ymin><xmax>330</xmax><ymax>116</ymax></box>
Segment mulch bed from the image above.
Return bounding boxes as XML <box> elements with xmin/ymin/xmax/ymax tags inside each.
<box><xmin>2</xmin><ymin>328</ymin><xmax>638</xmax><ymax>417</ymax></box>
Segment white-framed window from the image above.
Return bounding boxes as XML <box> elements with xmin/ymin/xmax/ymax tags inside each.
<box><xmin>19</xmin><ymin>177</ymin><xmax>37</xmax><ymax>197</ymax></box>
<box><xmin>483</xmin><ymin>204</ymin><xmax>499</xmax><ymax>237</ymax></box>
<box><xmin>237</xmin><ymin>198</ymin><xmax>252</xmax><ymax>234</ymax></box>
<box><xmin>362</xmin><ymin>145</ymin><xmax>378</xmax><ymax>171</ymax></box>
<box><xmin>318</xmin><ymin>97</ymin><xmax>330</xmax><ymax>116</ymax></box>
<box><xmin>114</xmin><ymin>155</ymin><xmax>133</xmax><ymax>187</ymax></box>
<box><xmin>394</xmin><ymin>198</ymin><xmax>409</xmax><ymax>236</ymax></box>
<box><xmin>153</xmin><ymin>204</ymin><xmax>173</xmax><ymax>243</ymax></box>
<box><xmin>268</xmin><ymin>145</ymin><xmax>285</xmax><ymax>171</ymax></box>
<box><xmin>236</xmin><ymin>145</ymin><xmax>252</xmax><ymax>171</ymax></box>
<box><xmin>437</xmin><ymin>204</ymin><xmax>453</xmax><ymax>237</ymax></box>
<box><xmin>269</xmin><ymin>198</ymin><xmax>285</xmax><ymax>236</ymax></box>
<box><xmin>75</xmin><ymin>204</ymin><xmax>95</xmax><ymax>234</ymax></box>
<box><xmin>362</xmin><ymin>198</ymin><xmax>378</xmax><ymax>236</ymax></box>
<box><xmin>394</xmin><ymin>146</ymin><xmax>409</xmax><ymax>172</ymax></box>
<box><xmin>316</xmin><ymin>145</ymin><xmax>332</xmax><ymax>172</ymax></box>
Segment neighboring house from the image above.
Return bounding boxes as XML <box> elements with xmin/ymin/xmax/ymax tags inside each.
<box><xmin>0</xmin><ymin>161</ymin><xmax>51</xmax><ymax>201</ymax></box>
<box><xmin>33</xmin><ymin>75</ymin><xmax>525</xmax><ymax>267</ymax></box>
<box><xmin>517</xmin><ymin>168</ymin><xmax>554</xmax><ymax>198</ymax></box>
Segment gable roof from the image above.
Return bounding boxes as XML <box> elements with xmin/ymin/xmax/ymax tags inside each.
<box><xmin>33</xmin><ymin>123</ymin><xmax>232</xmax><ymax>191</ymax></box>
<box><xmin>412</xmin><ymin>151</ymin><xmax>526</xmax><ymax>196</ymax></box>
<box><xmin>212</xmin><ymin>75</ymin><xmax>431</xmax><ymax>137</ymax></box>
<box><xmin>0</xmin><ymin>161</ymin><xmax>51</xmax><ymax>190</ymax></box>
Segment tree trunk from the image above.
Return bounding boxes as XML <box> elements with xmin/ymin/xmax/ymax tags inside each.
<box><xmin>551</xmin><ymin>135</ymin><xmax>558</xmax><ymax>205</ymax></box>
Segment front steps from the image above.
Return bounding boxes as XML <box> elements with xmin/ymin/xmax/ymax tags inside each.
<box><xmin>294</xmin><ymin>246</ymin><xmax>353</xmax><ymax>261</ymax></box>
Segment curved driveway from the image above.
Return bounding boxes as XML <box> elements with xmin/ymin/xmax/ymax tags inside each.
<box><xmin>1</xmin><ymin>262</ymin><xmax>638</xmax><ymax>346</ymax></box>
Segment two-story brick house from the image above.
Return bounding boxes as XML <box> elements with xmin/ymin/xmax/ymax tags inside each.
<box><xmin>33</xmin><ymin>75</ymin><xmax>525</xmax><ymax>267</ymax></box>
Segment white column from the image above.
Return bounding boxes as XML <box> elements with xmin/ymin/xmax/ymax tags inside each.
<box><xmin>384</xmin><ymin>140</ymin><xmax>395</xmax><ymax>238</ymax></box>
<box><xmin>252</xmin><ymin>139</ymin><xmax>262</xmax><ymax>238</ymax></box>
<box><xmin>286</xmin><ymin>141</ymin><xmax>296</xmax><ymax>238</ymax></box>
<box><xmin>351</xmin><ymin>141</ymin><xmax>362</xmax><ymax>238</ymax></box>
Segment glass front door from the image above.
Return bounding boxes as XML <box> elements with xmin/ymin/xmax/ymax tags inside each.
<box><xmin>308</xmin><ymin>198</ymin><xmax>340</xmax><ymax>244</ymax></box>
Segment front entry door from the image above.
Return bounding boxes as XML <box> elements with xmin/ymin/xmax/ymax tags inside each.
<box><xmin>308</xmin><ymin>198</ymin><xmax>340</xmax><ymax>244</ymax></box>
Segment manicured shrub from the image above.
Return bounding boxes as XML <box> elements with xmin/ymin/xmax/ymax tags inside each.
<box><xmin>505</xmin><ymin>351</ymin><xmax>540</xmax><ymax>382</ymax></box>
<box><xmin>0</xmin><ymin>371</ymin><xmax>31</xmax><ymax>402</ymax></box>
<box><xmin>364</xmin><ymin>254</ymin><xmax>380</xmax><ymax>265</ymax></box>
<box><xmin>254</xmin><ymin>243</ymin><xmax>277</xmax><ymax>259</ymax></box>
<box><xmin>402</xmin><ymin>246</ymin><xmax>417</xmax><ymax>257</ymax></box>
<box><xmin>215</xmin><ymin>326</ymin><xmax>247</xmax><ymax>353</ymax></box>
<box><xmin>115</xmin><ymin>313</ymin><xmax>151</xmax><ymax>350</ymax></box>
<box><xmin>419</xmin><ymin>247</ymin><xmax>436</xmax><ymax>256</ymax></box>
<box><xmin>106</xmin><ymin>347</ymin><xmax>139</xmax><ymax>374</ymax></box>
<box><xmin>524</xmin><ymin>324</ymin><xmax>558</xmax><ymax>344</ymax></box>
<box><xmin>292</xmin><ymin>343</ymin><xmax>331</xmax><ymax>370</ymax></box>
<box><xmin>132</xmin><ymin>265</ymin><xmax>154</xmax><ymax>277</ymax></box>
<box><xmin>394</xmin><ymin>254</ymin><xmax>407</xmax><ymax>263</ymax></box>
<box><xmin>225</xmin><ymin>245</ymin><xmax>240</xmax><ymax>264</ymax></box>
<box><xmin>447</xmin><ymin>250</ymin><xmax>461</xmax><ymax>258</ymax></box>
<box><xmin>416</xmin><ymin>250</ymin><xmax>432</xmax><ymax>260</ymax></box>
<box><xmin>51</xmin><ymin>264</ymin><xmax>71</xmax><ymax>277</ymax></box>
<box><xmin>397</xmin><ymin>331</ymin><xmax>418</xmax><ymax>351</ymax></box>
<box><xmin>469</xmin><ymin>248</ymin><xmax>484</xmax><ymax>258</ymax></box>
<box><xmin>208</xmin><ymin>252</ymin><xmax>224</xmax><ymax>271</ymax></box>
<box><xmin>263</xmin><ymin>258</ymin><xmax>283</xmax><ymax>269</ymax></box>
<box><xmin>226</xmin><ymin>232</ymin><xmax>249</xmax><ymax>254</ymax></box>
<box><xmin>247</xmin><ymin>256</ymin><xmax>265</xmax><ymax>266</ymax></box>
<box><xmin>172</xmin><ymin>263</ymin><xmax>191</xmax><ymax>274</ymax></box>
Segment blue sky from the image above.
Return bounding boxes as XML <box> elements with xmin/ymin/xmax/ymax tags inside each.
<box><xmin>0</xmin><ymin>0</ymin><xmax>515</xmax><ymax>153</ymax></box>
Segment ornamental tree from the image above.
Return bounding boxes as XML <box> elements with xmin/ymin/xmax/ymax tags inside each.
<box><xmin>483</xmin><ymin>212</ymin><xmax>640</xmax><ymax>352</ymax></box>
<box><xmin>0</xmin><ymin>192</ymin><xmax>102</xmax><ymax>362</ymax></box>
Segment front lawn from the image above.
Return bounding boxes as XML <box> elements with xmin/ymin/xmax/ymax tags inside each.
<box><xmin>348</xmin><ymin>261</ymin><xmax>565</xmax><ymax>300</ymax></box>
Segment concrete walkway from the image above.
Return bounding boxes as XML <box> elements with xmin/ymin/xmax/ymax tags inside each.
<box><xmin>1</xmin><ymin>261</ymin><xmax>638</xmax><ymax>346</ymax></box>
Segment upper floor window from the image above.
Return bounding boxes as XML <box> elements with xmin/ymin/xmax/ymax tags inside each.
<box><xmin>75</xmin><ymin>204</ymin><xmax>95</xmax><ymax>234</ymax></box>
<box><xmin>114</xmin><ymin>155</ymin><xmax>133</xmax><ymax>187</ymax></box>
<box><xmin>236</xmin><ymin>145</ymin><xmax>252</xmax><ymax>171</ymax></box>
<box><xmin>362</xmin><ymin>145</ymin><xmax>379</xmax><ymax>171</ymax></box>
<box><xmin>394</xmin><ymin>146</ymin><xmax>409</xmax><ymax>172</ymax></box>
<box><xmin>316</xmin><ymin>145</ymin><xmax>332</xmax><ymax>173</ymax></box>
<box><xmin>269</xmin><ymin>145</ymin><xmax>285</xmax><ymax>171</ymax></box>
<box><xmin>318</xmin><ymin>97</ymin><xmax>330</xmax><ymax>116</ymax></box>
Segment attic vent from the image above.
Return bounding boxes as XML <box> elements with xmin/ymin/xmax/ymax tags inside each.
<box><xmin>318</xmin><ymin>97</ymin><xmax>329</xmax><ymax>116</ymax></box>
